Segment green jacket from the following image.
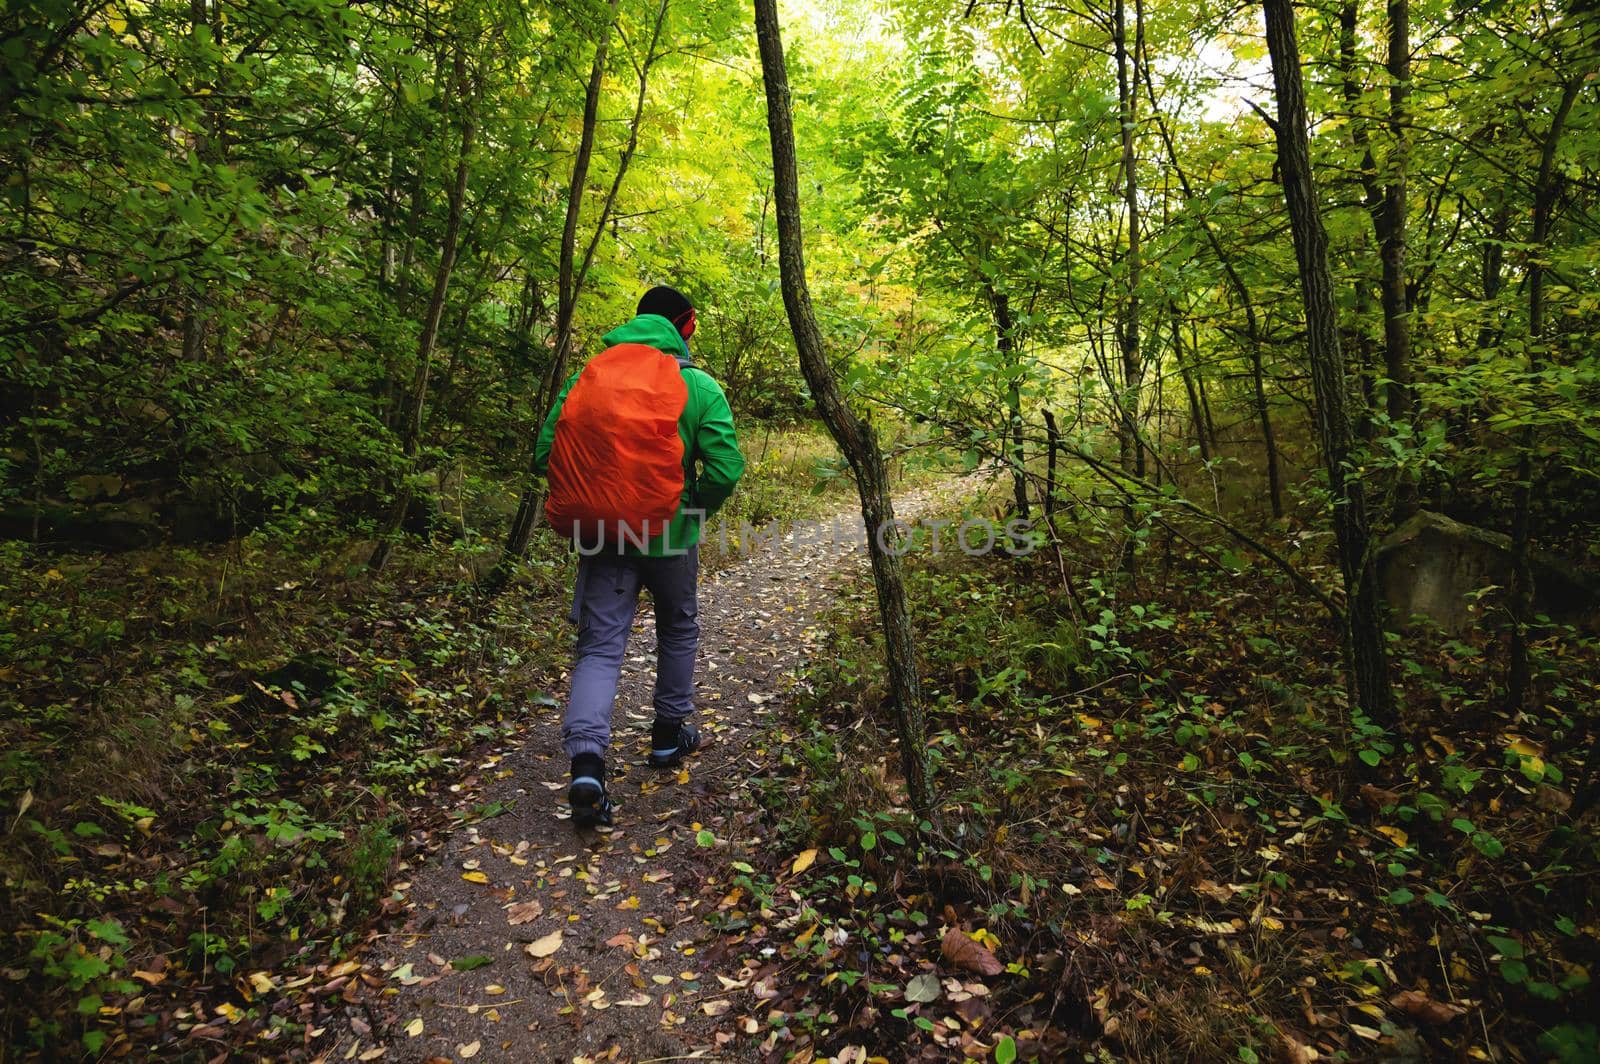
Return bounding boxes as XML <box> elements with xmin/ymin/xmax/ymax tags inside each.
<box><xmin>533</xmin><ymin>314</ymin><xmax>745</xmax><ymax>556</ymax></box>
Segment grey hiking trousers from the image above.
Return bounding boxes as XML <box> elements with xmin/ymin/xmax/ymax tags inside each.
<box><xmin>562</xmin><ymin>546</ymin><xmax>699</xmax><ymax>761</ymax></box>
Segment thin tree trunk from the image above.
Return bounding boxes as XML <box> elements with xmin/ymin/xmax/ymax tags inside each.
<box><xmin>369</xmin><ymin>53</ymin><xmax>475</xmax><ymax>571</ymax></box>
<box><xmin>1248</xmin><ymin>342</ymin><xmax>1285</xmax><ymax>519</ymax></box>
<box><xmin>1142</xmin><ymin>73</ymin><xmax>1280</xmax><ymax>516</ymax></box>
<box><xmin>754</xmin><ymin>0</ymin><xmax>937</xmax><ymax>824</ymax></box>
<box><xmin>493</xmin><ymin>0</ymin><xmax>620</xmax><ymax>583</ymax></box>
<box><xmin>181</xmin><ymin>0</ymin><xmax>219</xmax><ymax>364</ymax></box>
<box><xmin>1113</xmin><ymin>0</ymin><xmax>1144</xmax><ymax>486</ymax></box>
<box><xmin>1170</xmin><ymin>311</ymin><xmax>1210</xmax><ymax>464</ymax></box>
<box><xmin>987</xmin><ymin>286</ymin><xmax>1029</xmax><ymax>517</ymax></box>
<box><xmin>1043</xmin><ymin>409</ymin><xmax>1061</xmax><ymax>519</ymax></box>
<box><xmin>1339</xmin><ymin>0</ymin><xmax>1416</xmax><ymax>514</ymax></box>
<box><xmin>1262</xmin><ymin>0</ymin><xmax>1394</xmax><ymax>723</ymax></box>
<box><xmin>493</xmin><ymin>0</ymin><xmax>670</xmax><ymax>588</ymax></box>
<box><xmin>1508</xmin><ymin>80</ymin><xmax>1580</xmax><ymax>709</ymax></box>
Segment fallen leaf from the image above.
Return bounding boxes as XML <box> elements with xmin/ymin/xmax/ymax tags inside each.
<box><xmin>904</xmin><ymin>972</ymin><xmax>941</xmax><ymax>1003</ymax></box>
<box><xmin>940</xmin><ymin>927</ymin><xmax>1003</xmax><ymax>976</ymax></box>
<box><xmin>525</xmin><ymin>930</ymin><xmax>563</xmax><ymax>958</ymax></box>
<box><xmin>791</xmin><ymin>848</ymin><xmax>818</xmax><ymax>875</ymax></box>
<box><xmin>404</xmin><ymin>1017</ymin><xmax>424</xmax><ymax>1038</ymax></box>
<box><xmin>458</xmin><ymin>1040</ymin><xmax>481</xmax><ymax>1058</ymax></box>
<box><xmin>1375</xmin><ymin>826</ymin><xmax>1409</xmax><ymax>848</ymax></box>
<box><xmin>461</xmin><ymin>871</ymin><xmax>489</xmax><ymax>885</ymax></box>
<box><xmin>506</xmin><ymin>900</ymin><xmax>544</xmax><ymax>925</ymax></box>
<box><xmin>1391</xmin><ymin>989</ymin><xmax>1468</xmax><ymax>1025</ymax></box>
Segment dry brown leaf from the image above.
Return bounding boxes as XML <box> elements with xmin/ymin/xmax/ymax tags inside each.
<box><xmin>505</xmin><ymin>900</ymin><xmax>544</xmax><ymax>925</ymax></box>
<box><xmin>940</xmin><ymin>927</ymin><xmax>1003</xmax><ymax>976</ymax></box>
<box><xmin>1390</xmin><ymin>989</ymin><xmax>1467</xmax><ymax>1025</ymax></box>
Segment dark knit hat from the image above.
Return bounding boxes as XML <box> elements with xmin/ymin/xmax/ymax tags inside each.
<box><xmin>637</xmin><ymin>285</ymin><xmax>696</xmax><ymax>339</ymax></box>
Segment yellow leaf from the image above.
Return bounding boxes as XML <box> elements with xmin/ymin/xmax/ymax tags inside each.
<box><xmin>1376</xmin><ymin>826</ymin><xmax>1409</xmax><ymax>848</ymax></box>
<box><xmin>525</xmin><ymin>929</ymin><xmax>563</xmax><ymax>958</ymax></box>
<box><xmin>247</xmin><ymin>971</ymin><xmax>274</xmax><ymax>994</ymax></box>
<box><xmin>1508</xmin><ymin>737</ymin><xmax>1540</xmax><ymax>757</ymax></box>
<box><xmin>461</xmin><ymin>871</ymin><xmax>489</xmax><ymax>884</ymax></box>
<box><xmin>458</xmin><ymin>1040</ymin><xmax>481</xmax><ymax>1058</ymax></box>
<box><xmin>403</xmin><ymin>1017</ymin><xmax>423</xmax><ymax>1038</ymax></box>
<box><xmin>791</xmin><ymin>848</ymin><xmax>818</xmax><ymax>875</ymax></box>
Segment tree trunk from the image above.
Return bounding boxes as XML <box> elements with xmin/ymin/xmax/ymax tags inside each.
<box><xmin>754</xmin><ymin>0</ymin><xmax>937</xmax><ymax>824</ymax></box>
<box><xmin>369</xmin><ymin>52</ymin><xmax>475</xmax><ymax>571</ymax></box>
<box><xmin>493</xmin><ymin>0</ymin><xmax>671</xmax><ymax>589</ymax></box>
<box><xmin>1043</xmin><ymin>409</ymin><xmax>1061</xmax><ymax>519</ymax></box>
<box><xmin>1507</xmin><ymin>81</ymin><xmax>1580</xmax><ymax>710</ymax></box>
<box><xmin>987</xmin><ymin>286</ymin><xmax>1029</xmax><ymax>517</ymax></box>
<box><xmin>493</xmin><ymin>1</ymin><xmax>620</xmax><ymax>584</ymax></box>
<box><xmin>1339</xmin><ymin>0</ymin><xmax>1416</xmax><ymax>513</ymax></box>
<box><xmin>1170</xmin><ymin>312</ymin><xmax>1210</xmax><ymax>464</ymax></box>
<box><xmin>1113</xmin><ymin>0</ymin><xmax>1144</xmax><ymax>487</ymax></box>
<box><xmin>1262</xmin><ymin>0</ymin><xmax>1394</xmax><ymax>723</ymax></box>
<box><xmin>1143</xmin><ymin>83</ymin><xmax>1280</xmax><ymax>516</ymax></box>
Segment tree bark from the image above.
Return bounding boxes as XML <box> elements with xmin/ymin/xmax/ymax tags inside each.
<box><xmin>369</xmin><ymin>51</ymin><xmax>475</xmax><ymax>571</ymax></box>
<box><xmin>1262</xmin><ymin>0</ymin><xmax>1395</xmax><ymax>723</ymax></box>
<box><xmin>753</xmin><ymin>0</ymin><xmax>937</xmax><ymax>823</ymax></box>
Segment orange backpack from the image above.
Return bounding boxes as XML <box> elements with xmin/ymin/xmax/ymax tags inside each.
<box><xmin>544</xmin><ymin>343</ymin><xmax>689</xmax><ymax>544</ymax></box>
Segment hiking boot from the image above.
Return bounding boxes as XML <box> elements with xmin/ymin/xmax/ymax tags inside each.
<box><xmin>568</xmin><ymin>774</ymin><xmax>613</xmax><ymax>829</ymax></box>
<box><xmin>568</xmin><ymin>753</ymin><xmax>613</xmax><ymax>829</ymax></box>
<box><xmin>647</xmin><ymin>719</ymin><xmax>702</xmax><ymax>768</ymax></box>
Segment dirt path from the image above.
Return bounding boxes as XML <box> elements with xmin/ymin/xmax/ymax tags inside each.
<box><xmin>322</xmin><ymin>482</ymin><xmax>967</xmax><ymax>1064</ymax></box>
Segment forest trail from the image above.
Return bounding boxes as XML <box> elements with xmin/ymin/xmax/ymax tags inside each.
<box><xmin>326</xmin><ymin>479</ymin><xmax>973</xmax><ymax>1064</ymax></box>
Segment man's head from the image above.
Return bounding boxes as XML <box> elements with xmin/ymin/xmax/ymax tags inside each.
<box><xmin>637</xmin><ymin>285</ymin><xmax>696</xmax><ymax>341</ymax></box>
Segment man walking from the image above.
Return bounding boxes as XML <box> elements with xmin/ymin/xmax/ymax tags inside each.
<box><xmin>534</xmin><ymin>286</ymin><xmax>744</xmax><ymax>828</ymax></box>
